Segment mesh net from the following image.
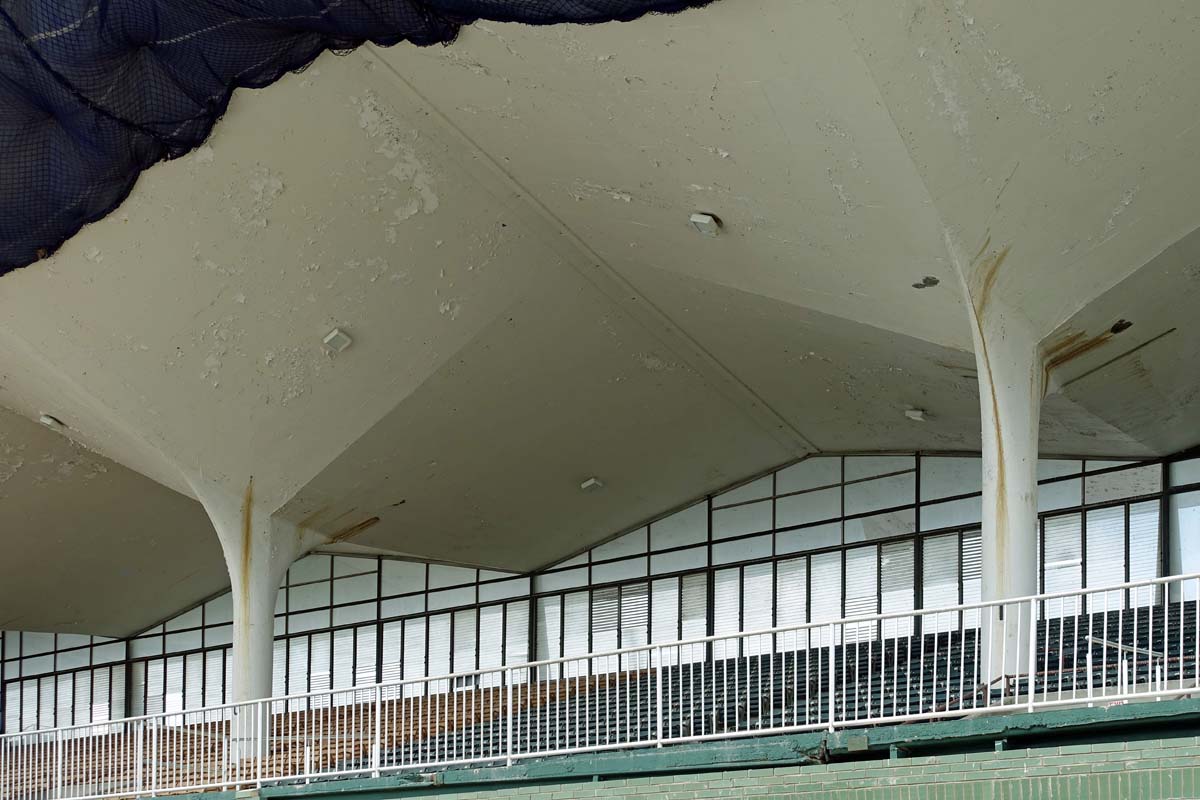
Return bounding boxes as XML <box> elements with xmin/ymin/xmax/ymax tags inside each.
<box><xmin>0</xmin><ymin>0</ymin><xmax>714</xmax><ymax>274</ymax></box>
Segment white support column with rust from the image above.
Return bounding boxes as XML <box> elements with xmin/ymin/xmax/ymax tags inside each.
<box><xmin>950</xmin><ymin>238</ymin><xmax>1043</xmax><ymax>687</ymax></box>
<box><xmin>188</xmin><ymin>475</ymin><xmax>322</xmax><ymax>758</ymax></box>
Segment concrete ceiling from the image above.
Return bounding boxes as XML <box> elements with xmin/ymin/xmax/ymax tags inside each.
<box><xmin>1</xmin><ymin>0</ymin><xmax>1198</xmax><ymax>634</ymax></box>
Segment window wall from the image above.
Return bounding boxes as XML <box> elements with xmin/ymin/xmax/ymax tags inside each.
<box><xmin>4</xmin><ymin>451</ymin><xmax>1199</xmax><ymax>733</ymax></box>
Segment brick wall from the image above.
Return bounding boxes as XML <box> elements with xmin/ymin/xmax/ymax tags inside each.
<box><xmin>413</xmin><ymin>736</ymin><xmax>1200</xmax><ymax>800</ymax></box>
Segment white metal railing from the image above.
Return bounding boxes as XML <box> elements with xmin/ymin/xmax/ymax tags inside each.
<box><xmin>2</xmin><ymin>573</ymin><xmax>1198</xmax><ymax>800</ymax></box>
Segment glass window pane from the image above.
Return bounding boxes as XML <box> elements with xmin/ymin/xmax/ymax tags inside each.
<box><xmin>845</xmin><ymin>455</ymin><xmax>914</xmax><ymax>481</ymax></box>
<box><xmin>776</xmin><ymin>522</ymin><xmax>840</xmax><ymax>554</ymax></box>
<box><xmin>333</xmin><ymin>602</ymin><xmax>376</xmax><ymax>626</ymax></box>
<box><xmin>205</xmin><ymin>593</ymin><xmax>233</xmax><ymax>625</ymax></box>
<box><xmin>594</xmin><ymin>527</ymin><xmax>648</xmax><ymax>561</ymax></box>
<box><xmin>1038</xmin><ymin>459</ymin><xmax>1082</xmax><ymax>480</ymax></box>
<box><xmin>845</xmin><ymin>472</ymin><xmax>914</xmax><ymax>516</ymax></box>
<box><xmin>534</xmin><ymin>567</ymin><xmax>587</xmax><ymax>593</ymax></box>
<box><xmin>479</xmin><ymin>576</ymin><xmax>531</xmax><ymax>603</ymax></box>
<box><xmin>428</xmin><ymin>586</ymin><xmax>475</xmax><ymax>611</ymax></box>
<box><xmin>428</xmin><ymin>564</ymin><xmax>477</xmax><ymax>589</ymax></box>
<box><xmin>776</xmin><ymin>487</ymin><xmax>840</xmax><ymax>529</ymax></box>
<box><xmin>333</xmin><ymin>573</ymin><xmax>377</xmax><ymax>605</ymax></box>
<box><xmin>1039</xmin><ymin>478</ymin><xmax>1081</xmax><ymax>511</ymax></box>
<box><xmin>289</xmin><ymin>555</ymin><xmax>331</xmax><ymax>585</ymax></box>
<box><xmin>920</xmin><ymin>496</ymin><xmax>982</xmax><ymax>531</ymax></box>
<box><xmin>920</xmin><ymin>457</ymin><xmax>982</xmax><ymax>501</ymax></box>
<box><xmin>776</xmin><ymin>457</ymin><xmax>840</xmax><ymax>494</ymax></box>
<box><xmin>844</xmin><ymin>508</ymin><xmax>915</xmax><ymax>542</ymax></box>
<box><xmin>1170</xmin><ymin>458</ymin><xmax>1200</xmax><ymax>487</ymax></box>
<box><xmin>382</xmin><ymin>594</ymin><xmax>425</xmax><ymax>618</ymax></box>
<box><xmin>1085</xmin><ymin>464</ymin><xmax>1162</xmax><ymax>504</ymax></box>
<box><xmin>650</xmin><ymin>545</ymin><xmax>707</xmax><ymax>575</ymax></box>
<box><xmin>713</xmin><ymin>475</ymin><xmax>773</xmax><ymax>507</ymax></box>
<box><xmin>165</xmin><ymin>606</ymin><xmax>201</xmax><ymax>632</ymax></box>
<box><xmin>712</xmin><ymin>500</ymin><xmax>772</xmax><ymax>540</ymax></box>
<box><xmin>712</xmin><ymin>534</ymin><xmax>771</xmax><ymax>564</ymax></box>
<box><xmin>289</xmin><ymin>581</ymin><xmax>329</xmax><ymax>612</ymax></box>
<box><xmin>592</xmin><ymin>556</ymin><xmax>648</xmax><ymax>584</ymax></box>
<box><xmin>381</xmin><ymin>560</ymin><xmax>425</xmax><ymax>595</ymax></box>
<box><xmin>1169</xmin><ymin>491</ymin><xmax>1200</xmax><ymax>600</ymax></box>
<box><xmin>333</xmin><ymin>556</ymin><xmax>375</xmax><ymax>577</ymax></box>
<box><xmin>650</xmin><ymin>503</ymin><xmax>707</xmax><ymax>550</ymax></box>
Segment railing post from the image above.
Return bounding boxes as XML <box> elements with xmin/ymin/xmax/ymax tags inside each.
<box><xmin>1026</xmin><ymin>597</ymin><xmax>1038</xmax><ymax>712</ymax></box>
<box><xmin>150</xmin><ymin>717</ymin><xmax>159</xmax><ymax>797</ymax></box>
<box><xmin>655</xmin><ymin>646</ymin><xmax>663</xmax><ymax>747</ymax></box>
<box><xmin>827</xmin><ymin>623</ymin><xmax>837</xmax><ymax>731</ymax></box>
<box><xmin>505</xmin><ymin>669</ymin><xmax>514</xmax><ymax>766</ymax></box>
<box><xmin>373</xmin><ymin>684</ymin><xmax>382</xmax><ymax>777</ymax></box>
<box><xmin>53</xmin><ymin>728</ymin><xmax>63</xmax><ymax>800</ymax></box>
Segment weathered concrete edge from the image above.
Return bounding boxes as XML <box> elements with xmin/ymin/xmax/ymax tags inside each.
<box><xmin>180</xmin><ymin>699</ymin><xmax>1200</xmax><ymax>800</ymax></box>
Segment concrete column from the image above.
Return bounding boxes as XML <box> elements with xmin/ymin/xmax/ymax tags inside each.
<box><xmin>951</xmin><ymin>240</ymin><xmax>1043</xmax><ymax>686</ymax></box>
<box><xmin>187</xmin><ymin>475</ymin><xmax>321</xmax><ymax>758</ymax></box>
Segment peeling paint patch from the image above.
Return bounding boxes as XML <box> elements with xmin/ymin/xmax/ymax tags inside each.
<box><xmin>636</xmin><ymin>352</ymin><xmax>681</xmax><ymax>373</ymax></box>
<box><xmin>439</xmin><ymin>299</ymin><xmax>462</xmax><ymax>320</ymax></box>
<box><xmin>1104</xmin><ymin>186</ymin><xmax>1139</xmax><ymax>235</ymax></box>
<box><xmin>351</xmin><ymin>92</ymin><xmax>440</xmax><ymax>241</ymax></box>
<box><xmin>569</xmin><ymin>179</ymin><xmax>633</xmax><ymax>203</ymax></box>
<box><xmin>230</xmin><ymin>166</ymin><xmax>285</xmax><ymax>231</ymax></box>
<box><xmin>927</xmin><ymin>56</ymin><xmax>970</xmax><ymax>140</ymax></box>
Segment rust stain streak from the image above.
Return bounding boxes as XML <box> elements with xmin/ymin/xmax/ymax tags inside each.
<box><xmin>1041</xmin><ymin>330</ymin><xmax>1116</xmax><ymax>395</ymax></box>
<box><xmin>329</xmin><ymin>516</ymin><xmax>381</xmax><ymax>544</ymax></box>
<box><xmin>241</xmin><ymin>476</ymin><xmax>254</xmax><ymax>599</ymax></box>
<box><xmin>297</xmin><ymin>504</ymin><xmax>332</xmax><ymax>529</ymax></box>
<box><xmin>972</xmin><ymin>244</ymin><xmax>1011</xmax><ymax>318</ymax></box>
<box><xmin>1042</xmin><ymin>330</ymin><xmax>1087</xmax><ymax>361</ymax></box>
<box><xmin>964</xmin><ymin>241</ymin><xmax>1010</xmax><ymax>579</ymax></box>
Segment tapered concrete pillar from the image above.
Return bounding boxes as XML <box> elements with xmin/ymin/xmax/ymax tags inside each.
<box><xmin>951</xmin><ymin>240</ymin><xmax>1043</xmax><ymax>687</ymax></box>
<box><xmin>187</xmin><ymin>475</ymin><xmax>321</xmax><ymax>758</ymax></box>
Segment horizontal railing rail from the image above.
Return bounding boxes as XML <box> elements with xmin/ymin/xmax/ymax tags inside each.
<box><xmin>3</xmin><ymin>572</ymin><xmax>1199</xmax><ymax>800</ymax></box>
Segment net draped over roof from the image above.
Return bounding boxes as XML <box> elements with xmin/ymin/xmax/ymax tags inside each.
<box><xmin>0</xmin><ymin>0</ymin><xmax>714</xmax><ymax>275</ymax></box>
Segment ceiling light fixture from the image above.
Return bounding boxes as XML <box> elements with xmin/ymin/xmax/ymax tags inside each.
<box><xmin>689</xmin><ymin>212</ymin><xmax>722</xmax><ymax>237</ymax></box>
<box><xmin>904</xmin><ymin>408</ymin><xmax>926</xmax><ymax>422</ymax></box>
<box><xmin>322</xmin><ymin>327</ymin><xmax>353</xmax><ymax>354</ymax></box>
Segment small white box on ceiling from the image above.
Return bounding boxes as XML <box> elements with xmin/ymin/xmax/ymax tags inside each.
<box><xmin>689</xmin><ymin>212</ymin><xmax>721</xmax><ymax>237</ymax></box>
<box><xmin>322</xmin><ymin>327</ymin><xmax>353</xmax><ymax>354</ymax></box>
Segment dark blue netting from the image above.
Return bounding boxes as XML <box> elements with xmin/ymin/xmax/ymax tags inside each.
<box><xmin>0</xmin><ymin>0</ymin><xmax>714</xmax><ymax>275</ymax></box>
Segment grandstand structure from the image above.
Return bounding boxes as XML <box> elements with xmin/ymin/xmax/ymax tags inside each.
<box><xmin>3</xmin><ymin>2</ymin><xmax>1200</xmax><ymax>800</ymax></box>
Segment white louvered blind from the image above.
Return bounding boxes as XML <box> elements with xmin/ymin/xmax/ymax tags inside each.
<box><xmin>922</xmin><ymin>533</ymin><xmax>958</xmax><ymax>633</ymax></box>
<box><xmin>880</xmin><ymin>541</ymin><xmax>914</xmax><ymax>639</ymax></box>
<box><xmin>742</xmin><ymin>562</ymin><xmax>773</xmax><ymax>655</ymax></box>
<box><xmin>1129</xmin><ymin>500</ymin><xmax>1161</xmax><ymax>606</ymax></box>
<box><xmin>536</xmin><ymin>596</ymin><xmax>561</xmax><ymax>680</ymax></box>
<box><xmin>1043</xmin><ymin>513</ymin><xmax>1083</xmax><ymax>618</ymax></box>
<box><xmin>775</xmin><ymin>556</ymin><xmax>808</xmax><ymax>651</ymax></box>
<box><xmin>354</xmin><ymin>624</ymin><xmax>377</xmax><ymax>687</ymax></box>
<box><xmin>620</xmin><ymin>583</ymin><xmax>649</xmax><ymax>669</ymax></box>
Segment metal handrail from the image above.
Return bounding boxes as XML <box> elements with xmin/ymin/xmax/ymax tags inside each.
<box><xmin>2</xmin><ymin>572</ymin><xmax>1197</xmax><ymax>800</ymax></box>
